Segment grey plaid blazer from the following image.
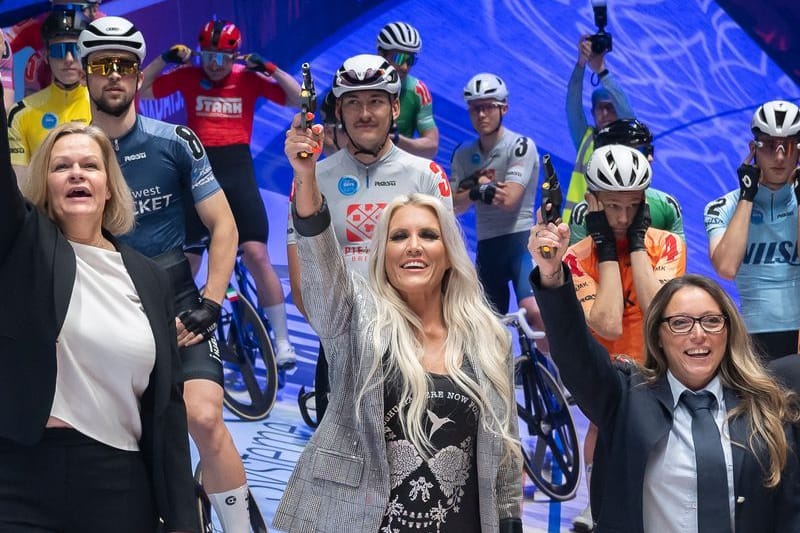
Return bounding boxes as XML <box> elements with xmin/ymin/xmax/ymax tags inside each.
<box><xmin>273</xmin><ymin>218</ymin><xmax>521</xmax><ymax>533</ymax></box>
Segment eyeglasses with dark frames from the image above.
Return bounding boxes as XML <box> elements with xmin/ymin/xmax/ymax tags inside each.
<box><xmin>661</xmin><ymin>314</ymin><xmax>728</xmax><ymax>334</ymax></box>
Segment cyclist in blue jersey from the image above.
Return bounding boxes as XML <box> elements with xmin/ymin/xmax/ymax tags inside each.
<box><xmin>78</xmin><ymin>17</ymin><xmax>251</xmax><ymax>533</ymax></box>
<box><xmin>705</xmin><ymin>100</ymin><xmax>800</xmax><ymax>361</ymax></box>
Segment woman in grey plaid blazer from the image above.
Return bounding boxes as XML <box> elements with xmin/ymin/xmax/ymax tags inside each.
<box><xmin>275</xmin><ymin>120</ymin><xmax>522</xmax><ymax>533</ymax></box>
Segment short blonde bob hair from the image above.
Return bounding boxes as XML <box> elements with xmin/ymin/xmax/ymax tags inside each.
<box><xmin>22</xmin><ymin>122</ymin><xmax>135</xmax><ymax>235</ymax></box>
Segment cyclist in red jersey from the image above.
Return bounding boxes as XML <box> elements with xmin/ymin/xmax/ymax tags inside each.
<box><xmin>140</xmin><ymin>19</ymin><xmax>301</xmax><ymax>368</ymax></box>
<box><xmin>6</xmin><ymin>1</ymin><xmax>104</xmax><ymax>96</ymax></box>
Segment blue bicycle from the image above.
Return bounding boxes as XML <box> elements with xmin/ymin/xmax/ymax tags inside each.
<box><xmin>502</xmin><ymin>308</ymin><xmax>581</xmax><ymax>501</ymax></box>
<box><xmin>213</xmin><ymin>254</ymin><xmax>279</xmax><ymax>421</ymax></box>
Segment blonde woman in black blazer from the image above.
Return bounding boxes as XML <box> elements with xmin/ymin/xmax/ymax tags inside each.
<box><xmin>0</xmin><ymin>102</ymin><xmax>197</xmax><ymax>531</ymax></box>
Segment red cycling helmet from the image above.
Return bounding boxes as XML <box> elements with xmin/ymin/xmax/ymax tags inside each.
<box><xmin>198</xmin><ymin>20</ymin><xmax>241</xmax><ymax>52</ymax></box>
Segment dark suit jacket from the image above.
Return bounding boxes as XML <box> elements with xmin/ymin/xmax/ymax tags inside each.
<box><xmin>0</xmin><ymin>123</ymin><xmax>197</xmax><ymax>531</ymax></box>
<box><xmin>531</xmin><ymin>266</ymin><xmax>800</xmax><ymax>533</ymax></box>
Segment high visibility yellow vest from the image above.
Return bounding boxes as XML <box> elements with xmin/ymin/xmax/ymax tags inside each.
<box><xmin>563</xmin><ymin>128</ymin><xmax>594</xmax><ymax>224</ymax></box>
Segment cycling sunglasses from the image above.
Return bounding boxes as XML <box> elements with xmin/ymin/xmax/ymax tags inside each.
<box><xmin>390</xmin><ymin>51</ymin><xmax>417</xmax><ymax>67</ymax></box>
<box><xmin>755</xmin><ymin>136</ymin><xmax>800</xmax><ymax>155</ymax></box>
<box><xmin>200</xmin><ymin>51</ymin><xmax>235</xmax><ymax>66</ymax></box>
<box><xmin>48</xmin><ymin>42</ymin><xmax>79</xmax><ymax>60</ymax></box>
<box><xmin>86</xmin><ymin>57</ymin><xmax>140</xmax><ymax>77</ymax></box>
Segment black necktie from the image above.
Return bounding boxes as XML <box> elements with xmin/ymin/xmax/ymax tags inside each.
<box><xmin>680</xmin><ymin>390</ymin><xmax>732</xmax><ymax>533</ymax></box>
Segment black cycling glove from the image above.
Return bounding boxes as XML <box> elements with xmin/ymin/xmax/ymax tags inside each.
<box><xmin>458</xmin><ymin>170</ymin><xmax>483</xmax><ymax>191</ymax></box>
<box><xmin>586</xmin><ymin>211</ymin><xmax>617</xmax><ymax>262</ymax></box>
<box><xmin>737</xmin><ymin>163</ymin><xmax>760</xmax><ymax>202</ymax></box>
<box><xmin>469</xmin><ymin>182</ymin><xmax>496</xmax><ymax>204</ymax></box>
<box><xmin>627</xmin><ymin>202</ymin><xmax>651</xmax><ymax>253</ymax></box>
<box><xmin>161</xmin><ymin>44</ymin><xmax>190</xmax><ymax>64</ymax></box>
<box><xmin>792</xmin><ymin>168</ymin><xmax>800</xmax><ymax>205</ymax></box>
<box><xmin>178</xmin><ymin>297</ymin><xmax>221</xmax><ymax>339</ymax></box>
<box><xmin>244</xmin><ymin>53</ymin><xmax>277</xmax><ymax>75</ymax></box>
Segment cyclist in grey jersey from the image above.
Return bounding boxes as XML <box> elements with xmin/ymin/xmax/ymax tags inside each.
<box><xmin>450</xmin><ymin>72</ymin><xmax>546</xmax><ymax>351</ymax></box>
<box><xmin>79</xmin><ymin>17</ymin><xmax>253</xmax><ymax>533</ymax></box>
<box><xmin>286</xmin><ymin>54</ymin><xmax>452</xmax><ymax>424</ymax></box>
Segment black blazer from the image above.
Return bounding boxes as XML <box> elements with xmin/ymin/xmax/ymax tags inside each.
<box><xmin>531</xmin><ymin>267</ymin><xmax>800</xmax><ymax>533</ymax></box>
<box><xmin>0</xmin><ymin>121</ymin><xmax>197</xmax><ymax>532</ymax></box>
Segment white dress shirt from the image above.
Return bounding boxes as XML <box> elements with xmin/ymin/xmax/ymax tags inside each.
<box><xmin>642</xmin><ymin>371</ymin><xmax>735</xmax><ymax>532</ymax></box>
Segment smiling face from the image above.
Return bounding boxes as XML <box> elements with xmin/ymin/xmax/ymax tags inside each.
<box><xmin>658</xmin><ymin>286</ymin><xmax>728</xmax><ymax>391</ymax></box>
<box><xmin>46</xmin><ymin>133</ymin><xmax>110</xmax><ymax>229</ymax></box>
<box><xmin>384</xmin><ymin>204</ymin><xmax>450</xmax><ymax>301</ymax></box>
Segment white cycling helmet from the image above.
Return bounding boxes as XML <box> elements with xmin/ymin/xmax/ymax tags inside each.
<box><xmin>376</xmin><ymin>22</ymin><xmax>421</xmax><ymax>53</ymax></box>
<box><xmin>463</xmin><ymin>73</ymin><xmax>509</xmax><ymax>103</ymax></box>
<box><xmin>331</xmin><ymin>54</ymin><xmax>401</xmax><ymax>98</ymax></box>
<box><xmin>77</xmin><ymin>16</ymin><xmax>146</xmax><ymax>63</ymax></box>
<box><xmin>751</xmin><ymin>100</ymin><xmax>800</xmax><ymax>137</ymax></box>
<box><xmin>585</xmin><ymin>144</ymin><xmax>652</xmax><ymax>192</ymax></box>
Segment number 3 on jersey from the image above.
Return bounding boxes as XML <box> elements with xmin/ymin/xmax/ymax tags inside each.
<box><xmin>175</xmin><ymin>125</ymin><xmax>206</xmax><ymax>160</ymax></box>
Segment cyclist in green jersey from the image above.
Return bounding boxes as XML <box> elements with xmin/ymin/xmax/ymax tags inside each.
<box><xmin>569</xmin><ymin>119</ymin><xmax>684</xmax><ymax>245</ymax></box>
<box><xmin>376</xmin><ymin>21</ymin><xmax>439</xmax><ymax>159</ymax></box>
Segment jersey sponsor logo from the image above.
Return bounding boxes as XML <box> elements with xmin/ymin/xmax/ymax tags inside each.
<box><xmin>776</xmin><ymin>210</ymin><xmax>794</xmax><ymax>220</ymax></box>
<box><xmin>471</xmin><ymin>153</ymin><xmax>481</xmax><ymax>165</ymax></box>
<box><xmin>195</xmin><ymin>96</ymin><xmax>243</xmax><ymax>117</ymax></box>
<box><xmin>751</xmin><ymin>210</ymin><xmax>764</xmax><ymax>225</ymax></box>
<box><xmin>743</xmin><ymin>240</ymin><xmax>800</xmax><ymax>266</ymax></box>
<box><xmin>41</xmin><ymin>112</ymin><xmax>57</xmax><ymax>129</ymax></box>
<box><xmin>704</xmin><ymin>216</ymin><xmax>724</xmax><ymax>227</ymax></box>
<box><xmin>130</xmin><ymin>185</ymin><xmax>174</xmax><ymax>214</ymax></box>
<box><xmin>346</xmin><ymin>202</ymin><xmax>387</xmax><ymax>242</ymax></box>
<box><xmin>9</xmin><ymin>147</ymin><xmax>24</xmax><ymax>154</ymax></box>
<box><xmin>374</xmin><ymin>180</ymin><xmax>396</xmax><ymax>186</ymax></box>
<box><xmin>192</xmin><ymin>172</ymin><xmax>217</xmax><ymax>190</ymax></box>
<box><xmin>123</xmin><ymin>151</ymin><xmax>147</xmax><ymax>162</ymax></box>
<box><xmin>414</xmin><ymin>80</ymin><xmax>432</xmax><ymax>107</ymax></box>
<box><xmin>337</xmin><ymin>176</ymin><xmax>359</xmax><ymax>196</ymax></box>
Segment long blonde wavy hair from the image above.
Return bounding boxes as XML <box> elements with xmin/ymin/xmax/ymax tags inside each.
<box><xmin>641</xmin><ymin>274</ymin><xmax>799</xmax><ymax>487</ymax></box>
<box><xmin>358</xmin><ymin>193</ymin><xmax>519</xmax><ymax>461</ymax></box>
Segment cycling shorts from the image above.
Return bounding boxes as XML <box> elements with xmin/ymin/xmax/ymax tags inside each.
<box><xmin>185</xmin><ymin>144</ymin><xmax>269</xmax><ymax>254</ymax></box>
<box><xmin>151</xmin><ymin>248</ymin><xmax>223</xmax><ymax>385</ymax></box>
<box><xmin>476</xmin><ymin>230</ymin><xmax>535</xmax><ymax>315</ymax></box>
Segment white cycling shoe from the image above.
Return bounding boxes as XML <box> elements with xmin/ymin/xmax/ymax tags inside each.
<box><xmin>572</xmin><ymin>504</ymin><xmax>594</xmax><ymax>532</ymax></box>
<box><xmin>276</xmin><ymin>340</ymin><xmax>297</xmax><ymax>371</ymax></box>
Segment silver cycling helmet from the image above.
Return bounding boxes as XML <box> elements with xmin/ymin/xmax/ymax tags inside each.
<box><xmin>331</xmin><ymin>54</ymin><xmax>401</xmax><ymax>98</ymax></box>
<box><xmin>751</xmin><ymin>100</ymin><xmax>800</xmax><ymax>137</ymax></box>
<box><xmin>77</xmin><ymin>15</ymin><xmax>146</xmax><ymax>63</ymax></box>
<box><xmin>463</xmin><ymin>73</ymin><xmax>509</xmax><ymax>103</ymax></box>
<box><xmin>585</xmin><ymin>144</ymin><xmax>652</xmax><ymax>192</ymax></box>
<box><xmin>376</xmin><ymin>22</ymin><xmax>421</xmax><ymax>53</ymax></box>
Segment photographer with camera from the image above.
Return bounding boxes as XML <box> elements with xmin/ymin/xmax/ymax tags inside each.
<box><xmin>564</xmin><ymin>0</ymin><xmax>635</xmax><ymax>227</ymax></box>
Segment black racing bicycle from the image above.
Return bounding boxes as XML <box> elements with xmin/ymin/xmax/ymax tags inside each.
<box><xmin>213</xmin><ymin>253</ymin><xmax>279</xmax><ymax>421</ymax></box>
<box><xmin>194</xmin><ymin>462</ymin><xmax>268</xmax><ymax>533</ymax></box>
<box><xmin>502</xmin><ymin>308</ymin><xmax>581</xmax><ymax>501</ymax></box>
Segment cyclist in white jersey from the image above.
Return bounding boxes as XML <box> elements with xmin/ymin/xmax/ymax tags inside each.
<box><xmin>286</xmin><ymin>54</ymin><xmax>453</xmax><ymax>420</ymax></box>
<box><xmin>450</xmin><ymin>73</ymin><xmax>546</xmax><ymax>349</ymax></box>
<box><xmin>705</xmin><ymin>100</ymin><xmax>800</xmax><ymax>360</ymax></box>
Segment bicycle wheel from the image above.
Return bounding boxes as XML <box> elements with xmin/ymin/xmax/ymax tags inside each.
<box><xmin>517</xmin><ymin>361</ymin><xmax>581</xmax><ymax>501</ymax></box>
<box><xmin>216</xmin><ymin>291</ymin><xmax>278</xmax><ymax>420</ymax></box>
<box><xmin>194</xmin><ymin>464</ymin><xmax>215</xmax><ymax>533</ymax></box>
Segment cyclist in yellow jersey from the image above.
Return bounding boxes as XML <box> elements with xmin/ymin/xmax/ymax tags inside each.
<box><xmin>8</xmin><ymin>7</ymin><xmax>90</xmax><ymax>184</ymax></box>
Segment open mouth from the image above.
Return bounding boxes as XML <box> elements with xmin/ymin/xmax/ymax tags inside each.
<box><xmin>66</xmin><ymin>187</ymin><xmax>92</xmax><ymax>198</ymax></box>
<box><xmin>685</xmin><ymin>348</ymin><xmax>710</xmax><ymax>358</ymax></box>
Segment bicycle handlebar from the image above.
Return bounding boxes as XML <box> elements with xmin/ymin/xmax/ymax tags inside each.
<box><xmin>501</xmin><ymin>308</ymin><xmax>546</xmax><ymax>340</ymax></box>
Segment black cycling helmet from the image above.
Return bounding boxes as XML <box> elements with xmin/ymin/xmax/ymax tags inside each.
<box><xmin>595</xmin><ymin>118</ymin><xmax>654</xmax><ymax>158</ymax></box>
<box><xmin>41</xmin><ymin>7</ymin><xmax>90</xmax><ymax>43</ymax></box>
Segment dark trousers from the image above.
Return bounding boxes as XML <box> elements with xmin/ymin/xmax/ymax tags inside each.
<box><xmin>0</xmin><ymin>428</ymin><xmax>158</xmax><ymax>533</ymax></box>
